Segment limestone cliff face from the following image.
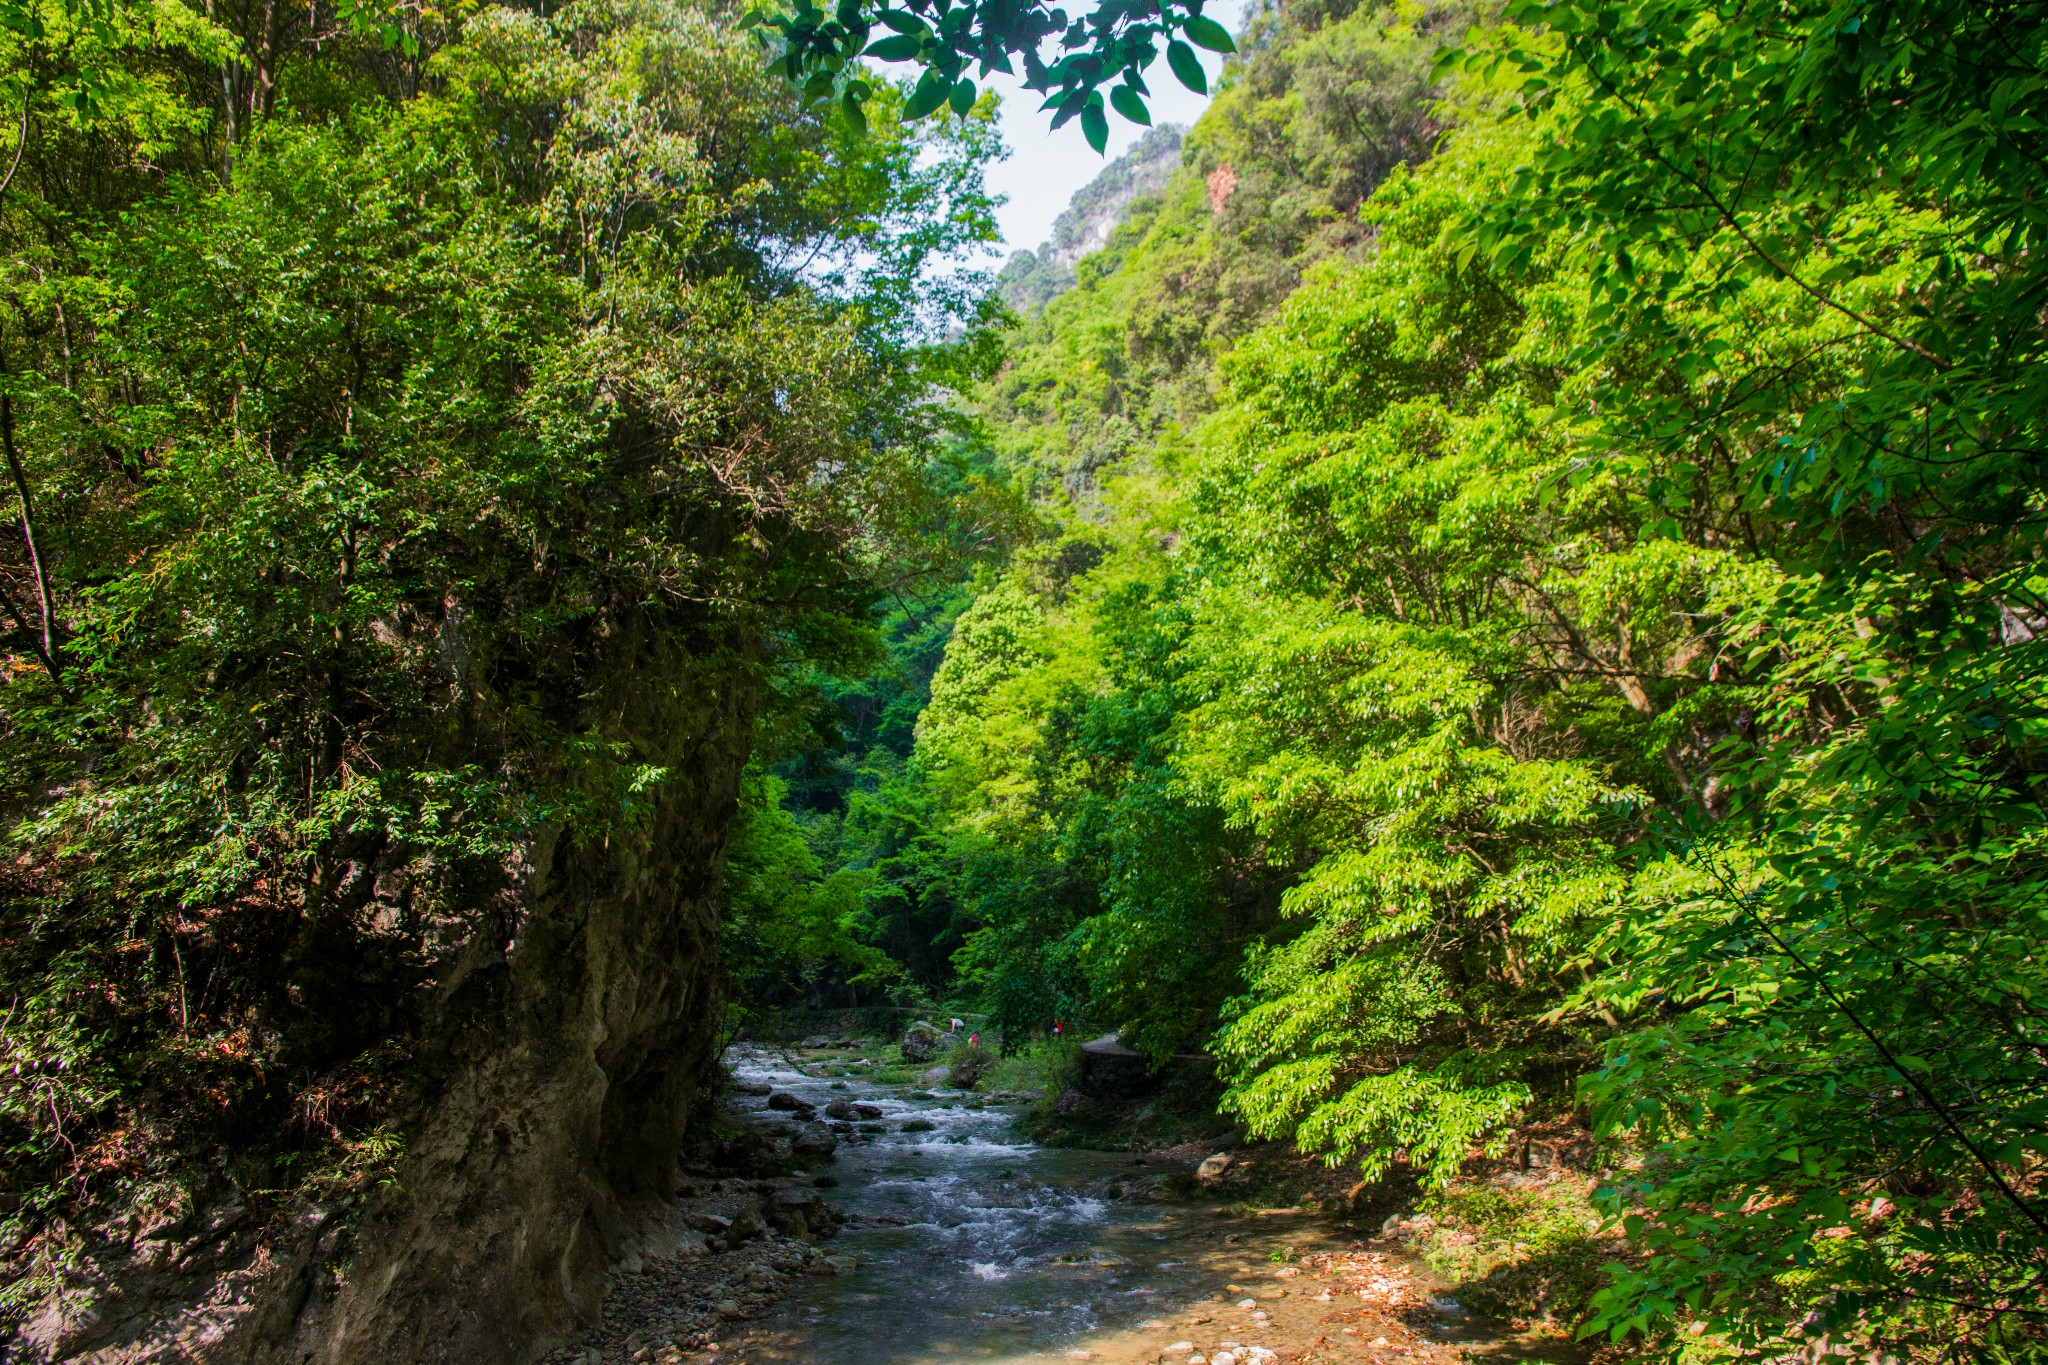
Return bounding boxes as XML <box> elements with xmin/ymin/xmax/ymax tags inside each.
<box><xmin>997</xmin><ymin>125</ymin><xmax>1186</xmax><ymax>315</ymax></box>
<box><xmin>1</xmin><ymin>616</ymin><xmax>765</xmax><ymax>1365</ymax></box>
<box><xmin>235</xmin><ymin>621</ymin><xmax>756</xmax><ymax>1364</ymax></box>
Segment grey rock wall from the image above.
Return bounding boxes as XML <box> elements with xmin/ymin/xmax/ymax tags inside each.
<box><xmin>11</xmin><ymin>617</ymin><xmax>757</xmax><ymax>1365</ymax></box>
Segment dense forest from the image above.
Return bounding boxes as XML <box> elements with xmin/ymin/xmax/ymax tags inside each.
<box><xmin>1</xmin><ymin>0</ymin><xmax>2044</xmax><ymax>1359</ymax></box>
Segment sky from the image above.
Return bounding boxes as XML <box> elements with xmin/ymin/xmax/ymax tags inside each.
<box><xmin>975</xmin><ymin>0</ymin><xmax>1254</xmax><ymax>255</ymax></box>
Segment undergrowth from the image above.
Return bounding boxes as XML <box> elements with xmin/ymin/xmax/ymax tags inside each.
<box><xmin>1398</xmin><ymin>1173</ymin><xmax>1623</xmax><ymax>1336</ymax></box>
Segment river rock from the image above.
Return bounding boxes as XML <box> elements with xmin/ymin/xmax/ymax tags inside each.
<box><xmin>792</xmin><ymin>1127</ymin><xmax>838</xmax><ymax>1159</ymax></box>
<box><xmin>919</xmin><ymin>1066</ymin><xmax>951</xmax><ymax>1087</ymax></box>
<box><xmin>800</xmin><ymin>1034</ymin><xmax>834</xmax><ymax>1048</ymax></box>
<box><xmin>1196</xmin><ymin>1152</ymin><xmax>1233</xmax><ymax>1182</ymax></box>
<box><xmin>823</xmin><ymin>1098</ymin><xmax>881</xmax><ymax>1120</ymax></box>
<box><xmin>900</xmin><ymin>1020</ymin><xmax>945</xmax><ymax>1062</ymax></box>
<box><xmin>766</xmin><ymin>1184</ymin><xmax>834</xmax><ymax>1238</ymax></box>
<box><xmin>767</xmin><ymin>1091</ymin><xmax>813</xmax><ymax>1114</ymax></box>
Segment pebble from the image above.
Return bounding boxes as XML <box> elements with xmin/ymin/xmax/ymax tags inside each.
<box><xmin>542</xmin><ymin>1231</ymin><xmax>826</xmax><ymax>1364</ymax></box>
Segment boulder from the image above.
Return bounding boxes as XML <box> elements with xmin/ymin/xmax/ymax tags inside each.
<box><xmin>792</xmin><ymin>1127</ymin><xmax>839</xmax><ymax>1160</ymax></box>
<box><xmin>1077</xmin><ymin>1032</ymin><xmax>1153</xmax><ymax>1096</ymax></box>
<box><xmin>800</xmin><ymin>1034</ymin><xmax>833</xmax><ymax>1048</ymax></box>
<box><xmin>766</xmin><ymin>1184</ymin><xmax>832</xmax><ymax>1238</ymax></box>
<box><xmin>948</xmin><ymin>1044</ymin><xmax>992</xmax><ymax>1089</ymax></box>
<box><xmin>899</xmin><ymin>1021</ymin><xmax>945</xmax><ymax>1063</ymax></box>
<box><xmin>766</xmin><ymin>1091</ymin><xmax>814</xmax><ymax>1116</ymax></box>
<box><xmin>1196</xmin><ymin>1153</ymin><xmax>1234</xmax><ymax>1183</ymax></box>
<box><xmin>710</xmin><ymin>1129</ymin><xmax>787</xmax><ymax>1171</ymax></box>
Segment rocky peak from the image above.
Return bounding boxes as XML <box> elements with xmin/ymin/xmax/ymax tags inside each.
<box><xmin>998</xmin><ymin>124</ymin><xmax>1186</xmax><ymax>314</ymax></box>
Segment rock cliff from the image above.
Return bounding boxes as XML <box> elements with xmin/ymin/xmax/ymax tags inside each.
<box><xmin>17</xmin><ymin>620</ymin><xmax>758</xmax><ymax>1365</ymax></box>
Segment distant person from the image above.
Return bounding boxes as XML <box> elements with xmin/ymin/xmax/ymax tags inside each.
<box><xmin>949</xmin><ymin>1017</ymin><xmax>965</xmax><ymax>1032</ymax></box>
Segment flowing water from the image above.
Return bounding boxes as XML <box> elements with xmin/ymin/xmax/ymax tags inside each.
<box><xmin>717</xmin><ymin>1048</ymin><xmax>1455</xmax><ymax>1365</ymax></box>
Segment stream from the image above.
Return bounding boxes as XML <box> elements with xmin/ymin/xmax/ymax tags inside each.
<box><xmin>715</xmin><ymin>1047</ymin><xmax>1471</xmax><ymax>1365</ymax></box>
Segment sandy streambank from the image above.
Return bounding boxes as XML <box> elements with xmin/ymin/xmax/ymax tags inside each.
<box><xmin>1027</xmin><ymin>1216</ymin><xmax>1588</xmax><ymax>1365</ymax></box>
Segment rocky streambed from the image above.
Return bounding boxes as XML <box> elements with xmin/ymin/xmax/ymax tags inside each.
<box><xmin>551</xmin><ymin>1046</ymin><xmax>1585</xmax><ymax>1365</ymax></box>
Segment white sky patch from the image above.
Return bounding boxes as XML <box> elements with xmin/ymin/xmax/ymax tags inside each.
<box><xmin>980</xmin><ymin>0</ymin><xmax>1254</xmax><ymax>253</ymax></box>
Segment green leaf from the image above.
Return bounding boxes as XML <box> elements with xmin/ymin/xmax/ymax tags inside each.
<box><xmin>949</xmin><ymin>77</ymin><xmax>976</xmax><ymax>114</ymax></box>
<box><xmin>877</xmin><ymin>8</ymin><xmax>929</xmax><ymax>35</ymax></box>
<box><xmin>1183</xmin><ymin>14</ymin><xmax>1234</xmax><ymax>53</ymax></box>
<box><xmin>903</xmin><ymin>69</ymin><xmax>949</xmax><ymax>119</ymax></box>
<box><xmin>1167</xmin><ymin>39</ymin><xmax>1206</xmax><ymax>94</ymax></box>
<box><xmin>1109</xmin><ymin>82</ymin><xmax>1150</xmax><ymax>126</ymax></box>
<box><xmin>864</xmin><ymin>33</ymin><xmax>923</xmax><ymax>60</ymax></box>
<box><xmin>1080</xmin><ymin>96</ymin><xmax>1108</xmax><ymax>153</ymax></box>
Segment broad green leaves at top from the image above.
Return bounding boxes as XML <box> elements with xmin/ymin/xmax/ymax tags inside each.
<box><xmin>747</xmin><ymin>0</ymin><xmax>1234</xmax><ymax>147</ymax></box>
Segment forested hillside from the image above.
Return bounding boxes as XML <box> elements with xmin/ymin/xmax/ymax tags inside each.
<box><xmin>0</xmin><ymin>0</ymin><xmax>1007</xmax><ymax>1356</ymax></box>
<box><xmin>757</xmin><ymin>0</ymin><xmax>2048</xmax><ymax>1358</ymax></box>
<box><xmin>2</xmin><ymin>0</ymin><xmax>2044</xmax><ymax>1359</ymax></box>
